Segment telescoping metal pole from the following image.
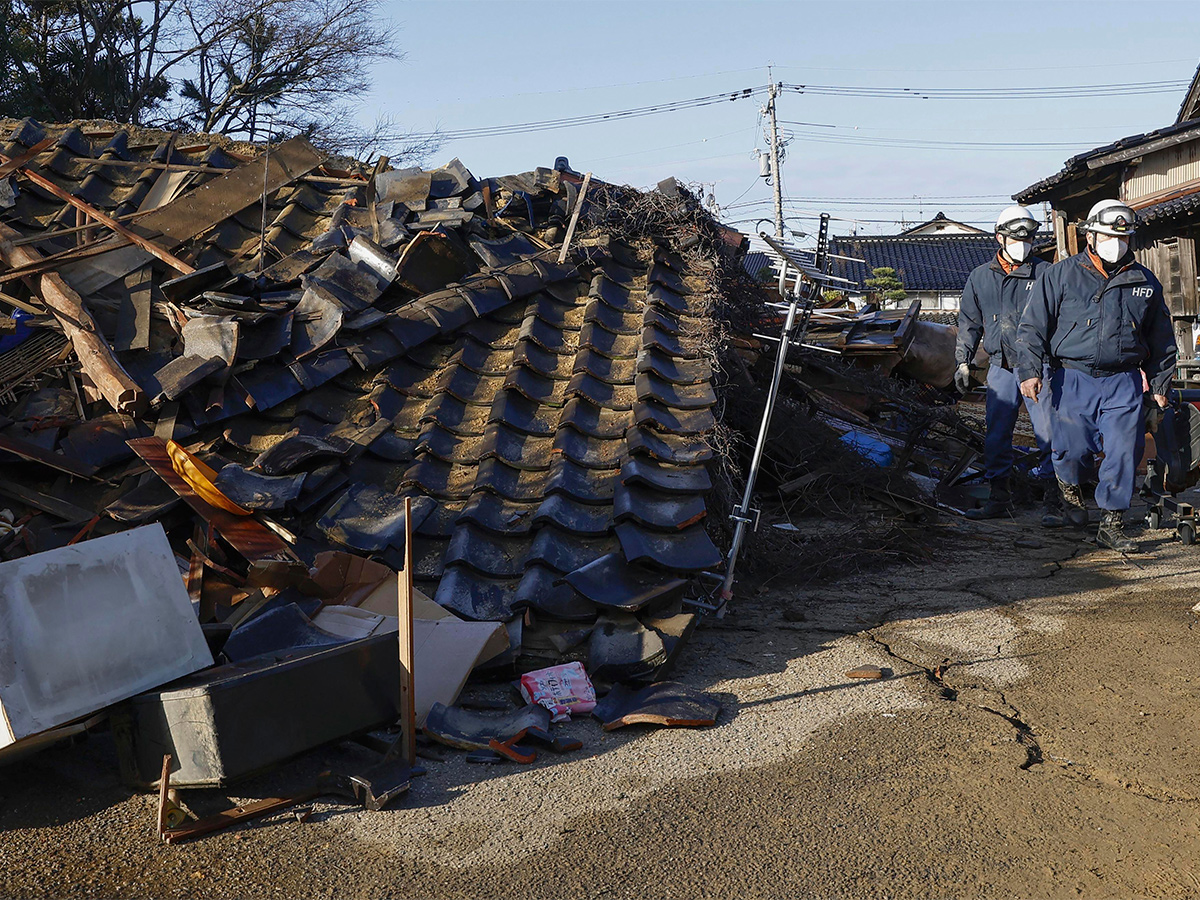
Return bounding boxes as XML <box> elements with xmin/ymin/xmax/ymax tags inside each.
<box><xmin>716</xmin><ymin>233</ymin><xmax>817</xmax><ymax>614</ymax></box>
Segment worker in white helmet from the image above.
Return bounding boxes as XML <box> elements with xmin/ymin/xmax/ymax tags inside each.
<box><xmin>956</xmin><ymin>205</ymin><xmax>1059</xmax><ymax>523</ymax></box>
<box><xmin>1017</xmin><ymin>199</ymin><xmax>1177</xmax><ymax>552</ymax></box>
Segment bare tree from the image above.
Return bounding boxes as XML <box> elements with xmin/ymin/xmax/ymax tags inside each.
<box><xmin>0</xmin><ymin>0</ymin><xmax>438</xmax><ymax>162</ymax></box>
<box><xmin>170</xmin><ymin>0</ymin><xmax>403</xmax><ymax>142</ymax></box>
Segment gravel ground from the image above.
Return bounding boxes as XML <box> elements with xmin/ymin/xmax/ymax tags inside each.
<box><xmin>2</xmin><ymin>500</ymin><xmax>1200</xmax><ymax>899</ymax></box>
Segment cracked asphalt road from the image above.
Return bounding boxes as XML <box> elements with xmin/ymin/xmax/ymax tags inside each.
<box><xmin>3</xmin><ymin>506</ymin><xmax>1200</xmax><ymax>899</ymax></box>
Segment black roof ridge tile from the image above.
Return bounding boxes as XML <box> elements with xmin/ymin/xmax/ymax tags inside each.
<box><xmin>445</xmin><ymin>523</ymin><xmax>532</xmax><ymax>577</ymax></box>
<box><xmin>559</xmin><ymin>397</ymin><xmax>630</xmax><ymax>439</ymax></box>
<box><xmin>477</xmin><ymin>422</ymin><xmax>554</xmax><ymax>471</ymax></box>
<box><xmin>565</xmin><ymin>370</ymin><xmax>637</xmax><ymax>411</ymax></box>
<box><xmin>552</xmin><ymin>428</ymin><xmax>626</xmax><ymax>470</ymax></box>
<box><xmin>634</xmin><ymin>371</ymin><xmax>717</xmax><ymax>410</ymax></box>
<box><xmin>474</xmin><ymin>456</ymin><xmax>548</xmax><ymax>501</ymax></box>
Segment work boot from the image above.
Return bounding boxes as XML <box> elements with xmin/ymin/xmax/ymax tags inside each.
<box><xmin>1040</xmin><ymin>481</ymin><xmax>1065</xmax><ymax>528</ymax></box>
<box><xmin>1096</xmin><ymin>509</ymin><xmax>1138</xmax><ymax>553</ymax></box>
<box><xmin>1058</xmin><ymin>479</ymin><xmax>1088</xmax><ymax>527</ymax></box>
<box><xmin>966</xmin><ymin>477</ymin><xmax>1012</xmax><ymax>520</ymax></box>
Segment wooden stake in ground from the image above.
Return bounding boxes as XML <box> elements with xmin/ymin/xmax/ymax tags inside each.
<box><xmin>0</xmin><ymin>222</ymin><xmax>146</xmax><ymax>415</ymax></box>
<box><xmin>397</xmin><ymin>497</ymin><xmax>416</xmax><ymax>765</ymax></box>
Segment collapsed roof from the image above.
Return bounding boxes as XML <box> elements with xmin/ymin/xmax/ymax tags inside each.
<box><xmin>0</xmin><ymin>118</ymin><xmax>746</xmax><ymax>675</ymax></box>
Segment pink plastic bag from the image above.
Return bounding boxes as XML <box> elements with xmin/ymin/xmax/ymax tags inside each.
<box><xmin>518</xmin><ymin>662</ymin><xmax>596</xmax><ymax>722</ymax></box>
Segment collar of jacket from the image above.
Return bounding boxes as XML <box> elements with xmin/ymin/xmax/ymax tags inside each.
<box><xmin>988</xmin><ymin>253</ymin><xmax>1037</xmax><ymax>278</ymax></box>
<box><xmin>1074</xmin><ymin>251</ymin><xmax>1147</xmax><ymax>287</ymax></box>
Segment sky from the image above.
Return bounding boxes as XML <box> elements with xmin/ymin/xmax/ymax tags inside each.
<box><xmin>361</xmin><ymin>0</ymin><xmax>1200</xmax><ymax>244</ymax></box>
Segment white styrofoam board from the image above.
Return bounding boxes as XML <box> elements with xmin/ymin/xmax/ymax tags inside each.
<box><xmin>0</xmin><ymin>524</ymin><xmax>214</xmax><ymax>747</ymax></box>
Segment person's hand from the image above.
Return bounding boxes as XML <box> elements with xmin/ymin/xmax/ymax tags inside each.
<box><xmin>953</xmin><ymin>363</ymin><xmax>971</xmax><ymax>394</ymax></box>
<box><xmin>1020</xmin><ymin>377</ymin><xmax>1042</xmax><ymax>402</ymax></box>
<box><xmin>1154</xmin><ymin>393</ymin><xmax>1169</xmax><ymax>409</ymax></box>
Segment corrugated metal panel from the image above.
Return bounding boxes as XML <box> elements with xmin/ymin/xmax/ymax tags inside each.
<box><xmin>1124</xmin><ymin>140</ymin><xmax>1200</xmax><ymax>201</ymax></box>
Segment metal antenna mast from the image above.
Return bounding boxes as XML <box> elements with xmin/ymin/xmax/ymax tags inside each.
<box><xmin>713</xmin><ymin>219</ymin><xmax>832</xmax><ymax>616</ymax></box>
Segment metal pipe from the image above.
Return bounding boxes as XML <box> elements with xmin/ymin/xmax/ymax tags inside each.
<box><xmin>719</xmin><ymin>262</ymin><xmax>816</xmax><ymax>612</ymax></box>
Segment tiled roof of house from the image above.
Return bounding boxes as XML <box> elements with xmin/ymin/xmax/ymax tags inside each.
<box><xmin>827</xmin><ymin>234</ymin><xmax>998</xmax><ymax>293</ymax></box>
<box><xmin>1014</xmin><ymin>119</ymin><xmax>1200</xmax><ymax>205</ymax></box>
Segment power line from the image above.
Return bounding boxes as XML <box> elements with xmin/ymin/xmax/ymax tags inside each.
<box><xmin>781</xmin><ymin>130</ymin><xmax>1101</xmax><ymax>152</ymax></box>
<box><xmin>780</xmin><ymin>80</ymin><xmax>1189</xmax><ymax>100</ymax></box>
<box><xmin>409</xmin><ymin>76</ymin><xmax>1191</xmax><ymax>142</ymax></box>
<box><xmin>409</xmin><ymin>87</ymin><xmax>768</xmax><ymax>141</ymax></box>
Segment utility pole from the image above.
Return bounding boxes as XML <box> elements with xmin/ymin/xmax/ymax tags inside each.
<box><xmin>766</xmin><ymin>81</ymin><xmax>785</xmax><ymax>240</ymax></box>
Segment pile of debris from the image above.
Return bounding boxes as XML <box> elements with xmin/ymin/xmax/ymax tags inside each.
<box><xmin>0</xmin><ymin>119</ymin><xmax>739</xmax><ymax>811</ymax></box>
<box><xmin>0</xmin><ymin>116</ymin><xmax>988</xmax><ymax>832</ymax></box>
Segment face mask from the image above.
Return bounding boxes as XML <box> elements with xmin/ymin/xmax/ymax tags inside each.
<box><xmin>1004</xmin><ymin>239</ymin><xmax>1031</xmax><ymax>263</ymax></box>
<box><xmin>1095</xmin><ymin>234</ymin><xmax>1128</xmax><ymax>264</ymax></box>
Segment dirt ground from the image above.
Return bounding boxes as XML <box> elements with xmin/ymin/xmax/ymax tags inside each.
<box><xmin>3</xmin><ymin>500</ymin><xmax>1200</xmax><ymax>900</ymax></box>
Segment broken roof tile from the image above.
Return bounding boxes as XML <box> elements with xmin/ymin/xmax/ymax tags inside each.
<box><xmin>613</xmin><ymin>481</ymin><xmax>706</xmax><ymax>530</ymax></box>
<box><xmin>433</xmin><ymin>566</ymin><xmax>520</xmax><ymax>622</ymax></box>
<box><xmin>460</xmin><ymin>492</ymin><xmax>538</xmax><ymax>534</ymax></box>
<box><xmin>559</xmin><ymin>397</ymin><xmax>629</xmax><ymax>439</ymax></box>
<box><xmin>473</xmin><ymin>457</ymin><xmax>546</xmax><ymax>502</ymax></box>
<box><xmin>478</xmin><ymin>424</ymin><xmax>554</xmax><ymax>470</ymax></box>
<box><xmin>528</xmin><ymin>526</ymin><xmax>617</xmax><ymax>574</ymax></box>
<box><xmin>399</xmin><ymin>456</ymin><xmax>479</xmax><ymax>499</ymax></box>
<box><xmin>615</xmin><ymin>521</ymin><xmax>721</xmax><ymax>572</ymax></box>
<box><xmin>564</xmin><ymin>552</ymin><xmax>688</xmax><ymax>612</ymax></box>
<box><xmin>490</xmin><ymin>390</ymin><xmax>559</xmax><ymax>436</ymax></box>
<box><xmin>573</xmin><ymin>349</ymin><xmax>637</xmax><ymax>384</ymax></box>
<box><xmin>512</xmin><ymin>564</ymin><xmax>597</xmax><ymax>621</ymax></box>
<box><xmin>316</xmin><ymin>485</ymin><xmax>435</xmax><ymax>552</ymax></box>
<box><xmin>545</xmin><ymin>456</ymin><xmax>618</xmax><ymax>504</ymax></box>
<box><xmin>565</xmin><ymin>371</ymin><xmax>637</xmax><ymax>410</ymax></box>
<box><xmin>512</xmin><ymin>339</ymin><xmax>574</xmax><ymax>378</ymax></box>
<box><xmin>552</xmin><ymin>428</ymin><xmax>626</xmax><ymax>469</ymax></box>
<box><xmin>445</xmin><ymin>524</ymin><xmax>530</xmax><ymax>577</ymax></box>
<box><xmin>592</xmin><ymin>681</ymin><xmax>720</xmax><ymax>731</ymax></box>
<box><xmin>646</xmin><ymin>283</ymin><xmax>690</xmax><ymax>315</ymax></box>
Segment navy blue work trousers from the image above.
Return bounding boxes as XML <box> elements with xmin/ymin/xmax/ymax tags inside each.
<box><xmin>984</xmin><ymin>365</ymin><xmax>1054</xmax><ymax>481</ymax></box>
<box><xmin>1048</xmin><ymin>367</ymin><xmax>1144</xmax><ymax>511</ymax></box>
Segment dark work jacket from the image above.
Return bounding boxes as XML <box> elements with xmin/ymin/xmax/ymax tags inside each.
<box><xmin>955</xmin><ymin>253</ymin><xmax>1044</xmax><ymax>369</ymax></box>
<box><xmin>1016</xmin><ymin>252</ymin><xmax>1177</xmax><ymax>395</ymax></box>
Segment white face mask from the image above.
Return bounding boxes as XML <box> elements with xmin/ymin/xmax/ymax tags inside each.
<box><xmin>1004</xmin><ymin>239</ymin><xmax>1031</xmax><ymax>263</ymax></box>
<box><xmin>1094</xmin><ymin>234</ymin><xmax>1129</xmax><ymax>264</ymax></box>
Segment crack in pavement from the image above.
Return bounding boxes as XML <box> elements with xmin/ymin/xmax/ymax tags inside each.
<box><xmin>861</xmin><ymin>629</ymin><xmax>1045</xmax><ymax>769</ymax></box>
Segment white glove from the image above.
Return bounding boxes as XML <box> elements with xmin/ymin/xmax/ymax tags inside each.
<box><xmin>954</xmin><ymin>363</ymin><xmax>971</xmax><ymax>394</ymax></box>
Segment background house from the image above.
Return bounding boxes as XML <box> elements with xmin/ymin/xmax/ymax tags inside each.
<box><xmin>826</xmin><ymin>215</ymin><xmax>999</xmax><ymax>312</ymax></box>
<box><xmin>742</xmin><ymin>214</ymin><xmax>1002</xmax><ymax>312</ymax></box>
<box><xmin>1014</xmin><ymin>61</ymin><xmax>1200</xmax><ymax>364</ymax></box>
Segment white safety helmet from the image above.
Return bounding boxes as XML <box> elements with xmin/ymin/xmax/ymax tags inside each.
<box><xmin>995</xmin><ymin>205</ymin><xmax>1039</xmax><ymax>240</ymax></box>
<box><xmin>1083</xmin><ymin>199</ymin><xmax>1137</xmax><ymax>236</ymax></box>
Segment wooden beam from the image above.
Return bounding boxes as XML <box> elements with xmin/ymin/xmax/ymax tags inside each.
<box><xmin>0</xmin><ymin>222</ymin><xmax>146</xmax><ymax>415</ymax></box>
<box><xmin>61</xmin><ymin>137</ymin><xmax>327</xmax><ymax>296</ymax></box>
<box><xmin>557</xmin><ymin>171</ymin><xmax>592</xmax><ymax>264</ymax></box>
<box><xmin>2</xmin><ymin>152</ymin><xmax>196</xmax><ymax>275</ymax></box>
<box><xmin>0</xmin><ymin>476</ymin><xmax>95</xmax><ymax>521</ymax></box>
<box><xmin>0</xmin><ymin>137</ymin><xmax>55</xmax><ymax>179</ymax></box>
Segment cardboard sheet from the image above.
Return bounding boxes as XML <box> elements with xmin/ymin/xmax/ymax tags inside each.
<box><xmin>312</xmin><ymin>558</ymin><xmax>508</xmax><ymax>723</ymax></box>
